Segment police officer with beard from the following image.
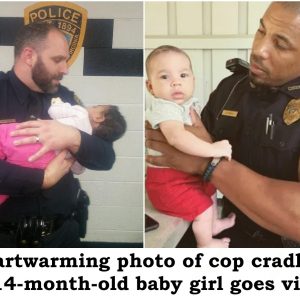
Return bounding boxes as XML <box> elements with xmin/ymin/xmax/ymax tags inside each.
<box><xmin>0</xmin><ymin>23</ymin><xmax>115</xmax><ymax>247</ymax></box>
<box><xmin>146</xmin><ymin>1</ymin><xmax>300</xmax><ymax>247</ymax></box>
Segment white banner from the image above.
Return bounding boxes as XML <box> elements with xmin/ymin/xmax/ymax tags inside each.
<box><xmin>0</xmin><ymin>248</ymin><xmax>299</xmax><ymax>299</ymax></box>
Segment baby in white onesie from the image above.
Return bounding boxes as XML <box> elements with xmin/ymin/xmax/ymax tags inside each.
<box><xmin>49</xmin><ymin>97</ymin><xmax>127</xmax><ymax>174</ymax></box>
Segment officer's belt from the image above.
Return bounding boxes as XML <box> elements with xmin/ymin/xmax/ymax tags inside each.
<box><xmin>0</xmin><ymin>215</ymin><xmax>67</xmax><ymax>237</ymax></box>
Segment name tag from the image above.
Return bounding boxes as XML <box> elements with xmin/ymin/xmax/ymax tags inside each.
<box><xmin>222</xmin><ymin>110</ymin><xmax>238</xmax><ymax>117</ymax></box>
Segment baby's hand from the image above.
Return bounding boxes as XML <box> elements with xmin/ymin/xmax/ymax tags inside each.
<box><xmin>212</xmin><ymin>140</ymin><xmax>232</xmax><ymax>160</ymax></box>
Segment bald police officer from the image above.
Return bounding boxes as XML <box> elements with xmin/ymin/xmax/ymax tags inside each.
<box><xmin>146</xmin><ymin>1</ymin><xmax>300</xmax><ymax>247</ymax></box>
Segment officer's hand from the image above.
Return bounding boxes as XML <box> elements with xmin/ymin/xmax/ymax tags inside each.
<box><xmin>11</xmin><ymin>120</ymin><xmax>81</xmax><ymax>162</ymax></box>
<box><xmin>145</xmin><ymin>122</ymin><xmax>208</xmax><ymax>175</ymax></box>
<box><xmin>42</xmin><ymin>150</ymin><xmax>75</xmax><ymax>189</ymax></box>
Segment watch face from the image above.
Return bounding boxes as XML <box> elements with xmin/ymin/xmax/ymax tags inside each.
<box><xmin>212</xmin><ymin>157</ymin><xmax>221</xmax><ymax>166</ymax></box>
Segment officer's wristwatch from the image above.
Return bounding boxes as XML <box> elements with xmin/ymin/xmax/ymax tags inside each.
<box><xmin>202</xmin><ymin>157</ymin><xmax>222</xmax><ymax>182</ymax></box>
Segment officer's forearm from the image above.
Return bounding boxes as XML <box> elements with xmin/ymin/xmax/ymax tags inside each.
<box><xmin>0</xmin><ymin>160</ymin><xmax>43</xmax><ymax>195</ymax></box>
<box><xmin>75</xmin><ymin>131</ymin><xmax>115</xmax><ymax>170</ymax></box>
<box><xmin>211</xmin><ymin>159</ymin><xmax>300</xmax><ymax>241</ymax></box>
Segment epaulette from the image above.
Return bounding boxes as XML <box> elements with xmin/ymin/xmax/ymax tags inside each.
<box><xmin>226</xmin><ymin>58</ymin><xmax>249</xmax><ymax>74</ymax></box>
<box><xmin>0</xmin><ymin>71</ymin><xmax>7</xmax><ymax>80</ymax></box>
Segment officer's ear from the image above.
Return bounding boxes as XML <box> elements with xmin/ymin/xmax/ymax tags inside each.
<box><xmin>21</xmin><ymin>47</ymin><xmax>37</xmax><ymax>67</ymax></box>
<box><xmin>146</xmin><ymin>80</ymin><xmax>154</xmax><ymax>95</ymax></box>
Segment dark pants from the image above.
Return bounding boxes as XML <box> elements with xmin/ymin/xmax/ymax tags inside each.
<box><xmin>0</xmin><ymin>219</ymin><xmax>81</xmax><ymax>248</ymax></box>
<box><xmin>216</xmin><ymin>224</ymin><xmax>283</xmax><ymax>248</ymax></box>
<box><xmin>219</xmin><ymin>200</ymin><xmax>283</xmax><ymax>248</ymax></box>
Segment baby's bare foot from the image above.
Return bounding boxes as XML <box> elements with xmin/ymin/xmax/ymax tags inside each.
<box><xmin>212</xmin><ymin>213</ymin><xmax>236</xmax><ymax>236</ymax></box>
<box><xmin>197</xmin><ymin>237</ymin><xmax>230</xmax><ymax>248</ymax></box>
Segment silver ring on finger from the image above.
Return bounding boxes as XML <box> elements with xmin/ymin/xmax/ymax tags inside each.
<box><xmin>35</xmin><ymin>135</ymin><xmax>40</xmax><ymax>143</ymax></box>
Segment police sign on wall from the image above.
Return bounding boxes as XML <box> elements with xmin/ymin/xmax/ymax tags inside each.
<box><xmin>24</xmin><ymin>2</ymin><xmax>87</xmax><ymax>66</ymax></box>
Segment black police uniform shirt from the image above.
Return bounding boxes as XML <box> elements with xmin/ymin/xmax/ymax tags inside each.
<box><xmin>201</xmin><ymin>72</ymin><xmax>300</xmax><ymax>234</ymax></box>
<box><xmin>0</xmin><ymin>70</ymin><xmax>115</xmax><ymax>221</ymax></box>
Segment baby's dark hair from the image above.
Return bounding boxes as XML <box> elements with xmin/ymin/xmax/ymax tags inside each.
<box><xmin>93</xmin><ymin>105</ymin><xmax>127</xmax><ymax>142</ymax></box>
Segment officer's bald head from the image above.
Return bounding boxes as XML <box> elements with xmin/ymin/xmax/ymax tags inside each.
<box><xmin>14</xmin><ymin>22</ymin><xmax>65</xmax><ymax>58</ymax></box>
<box><xmin>271</xmin><ymin>2</ymin><xmax>300</xmax><ymax>14</ymax></box>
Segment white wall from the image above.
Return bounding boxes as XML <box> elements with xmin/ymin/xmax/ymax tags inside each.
<box><xmin>145</xmin><ymin>1</ymin><xmax>270</xmax><ymax>106</ymax></box>
<box><xmin>0</xmin><ymin>1</ymin><xmax>143</xmax><ymax>244</ymax></box>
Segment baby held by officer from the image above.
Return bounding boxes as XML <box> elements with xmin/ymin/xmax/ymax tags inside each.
<box><xmin>145</xmin><ymin>45</ymin><xmax>236</xmax><ymax>248</ymax></box>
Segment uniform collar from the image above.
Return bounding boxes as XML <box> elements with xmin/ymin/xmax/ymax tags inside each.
<box><xmin>279</xmin><ymin>76</ymin><xmax>300</xmax><ymax>99</ymax></box>
<box><xmin>8</xmin><ymin>69</ymin><xmax>32</xmax><ymax>105</ymax></box>
<box><xmin>248</xmin><ymin>76</ymin><xmax>300</xmax><ymax>99</ymax></box>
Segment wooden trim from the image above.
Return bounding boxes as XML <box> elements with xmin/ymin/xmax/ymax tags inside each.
<box><xmin>146</xmin><ymin>36</ymin><xmax>253</xmax><ymax>50</ymax></box>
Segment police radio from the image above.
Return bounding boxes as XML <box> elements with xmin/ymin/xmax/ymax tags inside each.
<box><xmin>225</xmin><ymin>58</ymin><xmax>278</xmax><ymax>101</ymax></box>
<box><xmin>226</xmin><ymin>58</ymin><xmax>249</xmax><ymax>74</ymax></box>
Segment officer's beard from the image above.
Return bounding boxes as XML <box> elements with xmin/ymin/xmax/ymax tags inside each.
<box><xmin>32</xmin><ymin>56</ymin><xmax>63</xmax><ymax>94</ymax></box>
<box><xmin>249</xmin><ymin>70</ymin><xmax>271</xmax><ymax>87</ymax></box>
<box><xmin>249</xmin><ymin>54</ymin><xmax>278</xmax><ymax>91</ymax></box>
<box><xmin>249</xmin><ymin>72</ymin><xmax>279</xmax><ymax>97</ymax></box>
